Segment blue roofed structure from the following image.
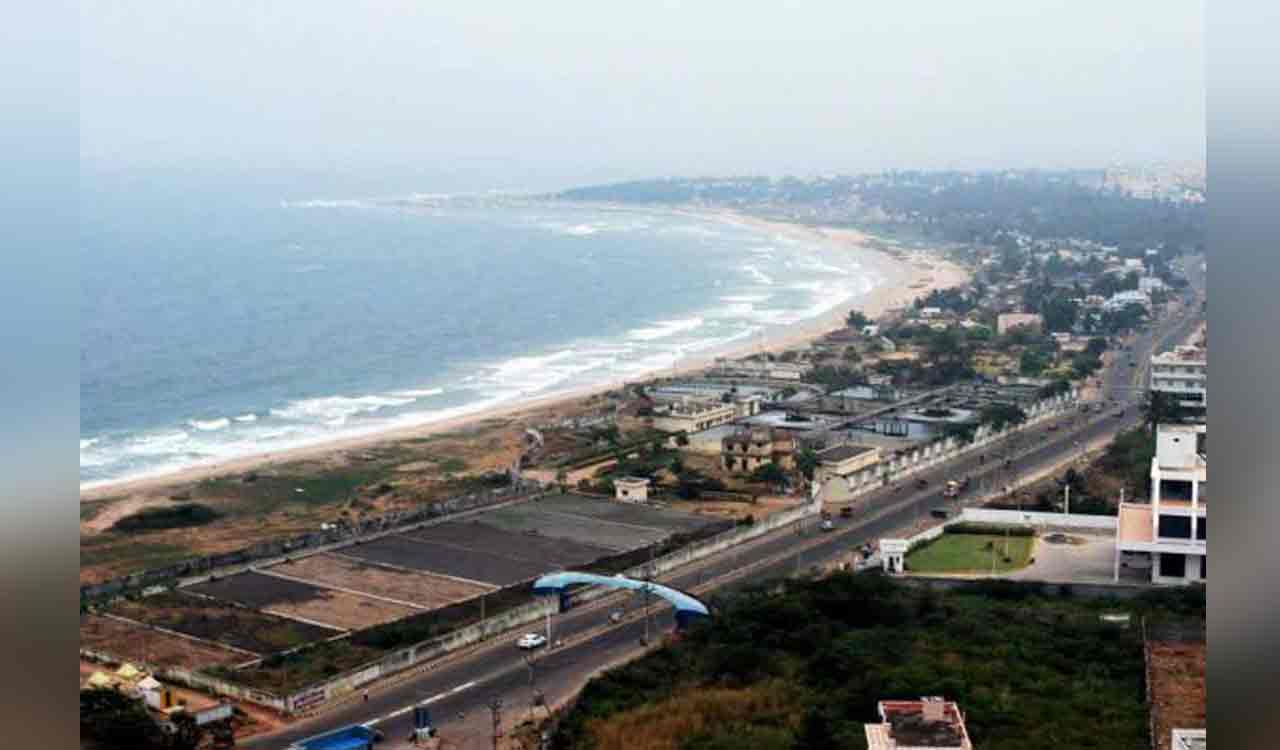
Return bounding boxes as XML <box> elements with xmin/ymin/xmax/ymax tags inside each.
<box><xmin>532</xmin><ymin>571</ymin><xmax>711</xmax><ymax>628</ymax></box>
<box><xmin>288</xmin><ymin>724</ymin><xmax>379</xmax><ymax>750</ymax></box>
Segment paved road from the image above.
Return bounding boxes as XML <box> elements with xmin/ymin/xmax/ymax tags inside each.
<box><xmin>255</xmin><ymin>274</ymin><xmax>1206</xmax><ymax>749</ymax></box>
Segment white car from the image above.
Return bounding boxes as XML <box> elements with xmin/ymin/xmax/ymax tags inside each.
<box><xmin>516</xmin><ymin>633</ymin><xmax>547</xmax><ymax>650</ymax></box>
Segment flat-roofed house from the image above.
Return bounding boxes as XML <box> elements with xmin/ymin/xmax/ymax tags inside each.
<box><xmin>814</xmin><ymin>443</ymin><xmax>881</xmax><ymax>486</ymax></box>
<box><xmin>1116</xmin><ymin>424</ymin><xmax>1207</xmax><ymax>584</ymax></box>
<box><xmin>865</xmin><ymin>696</ymin><xmax>973</xmax><ymax>750</ymax></box>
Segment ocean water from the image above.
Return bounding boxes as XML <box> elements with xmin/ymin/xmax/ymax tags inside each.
<box><xmin>80</xmin><ymin>171</ymin><xmax>883</xmax><ymax>488</ymax></box>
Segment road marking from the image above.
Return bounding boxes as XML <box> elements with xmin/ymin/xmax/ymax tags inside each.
<box><xmin>363</xmin><ymin>681</ymin><xmax>478</xmax><ymax>726</ymax></box>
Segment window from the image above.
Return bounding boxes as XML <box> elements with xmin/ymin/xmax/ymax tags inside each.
<box><xmin>1200</xmin><ymin>556</ymin><xmax>1207</xmax><ymax>579</ymax></box>
<box><xmin>1196</xmin><ymin>517</ymin><xmax>1206</xmax><ymax>540</ymax></box>
<box><xmin>1160</xmin><ymin>553</ymin><xmax>1186</xmax><ymax>578</ymax></box>
<box><xmin>1158</xmin><ymin>514</ymin><xmax>1192</xmax><ymax>539</ymax></box>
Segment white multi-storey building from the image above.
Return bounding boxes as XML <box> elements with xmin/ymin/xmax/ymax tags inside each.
<box><xmin>1115</xmin><ymin>424</ymin><xmax>1207</xmax><ymax>584</ymax></box>
<box><xmin>1150</xmin><ymin>345</ymin><xmax>1206</xmax><ymax>421</ymax></box>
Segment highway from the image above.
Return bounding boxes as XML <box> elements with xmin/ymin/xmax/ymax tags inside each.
<box><xmin>256</xmin><ymin>266</ymin><xmax>1205</xmax><ymax>749</ymax></box>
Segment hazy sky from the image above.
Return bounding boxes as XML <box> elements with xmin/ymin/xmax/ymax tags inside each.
<box><xmin>80</xmin><ymin>1</ymin><xmax>1204</xmax><ymax>190</ymax></box>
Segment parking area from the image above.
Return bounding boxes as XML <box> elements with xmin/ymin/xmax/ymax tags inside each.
<box><xmin>1008</xmin><ymin>531</ymin><xmax>1119</xmax><ymax>584</ymax></box>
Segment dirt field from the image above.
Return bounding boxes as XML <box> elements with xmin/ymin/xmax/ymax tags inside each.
<box><xmin>270</xmin><ymin>552</ymin><xmax>494</xmax><ymax>608</ymax></box>
<box><xmin>80</xmin><ymin>614</ymin><xmax>248</xmax><ymax>670</ymax></box>
<box><xmin>1148</xmin><ymin>639</ymin><xmax>1206</xmax><ymax>750</ymax></box>
<box><xmin>667</xmin><ymin>495</ymin><xmax>801</xmax><ymax>522</ymax></box>
<box><xmin>107</xmin><ymin>591</ymin><xmax>339</xmax><ymax>655</ymax></box>
<box><xmin>186</xmin><ymin>571</ymin><xmax>419</xmax><ymax>631</ymax></box>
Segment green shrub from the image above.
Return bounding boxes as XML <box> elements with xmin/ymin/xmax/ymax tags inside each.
<box><xmin>111</xmin><ymin>503</ymin><xmax>221</xmax><ymax>533</ymax></box>
<box><xmin>944</xmin><ymin>521</ymin><xmax>1035</xmax><ymax>537</ymax></box>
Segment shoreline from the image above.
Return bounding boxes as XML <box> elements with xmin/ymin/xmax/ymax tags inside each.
<box><xmin>81</xmin><ymin>211</ymin><xmax>968</xmax><ymax>502</ymax></box>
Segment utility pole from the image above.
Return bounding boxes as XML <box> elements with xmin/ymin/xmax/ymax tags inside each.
<box><xmin>489</xmin><ymin>696</ymin><xmax>503</xmax><ymax>750</ymax></box>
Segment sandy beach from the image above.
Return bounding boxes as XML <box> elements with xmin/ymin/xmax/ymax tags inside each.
<box><xmin>81</xmin><ymin>212</ymin><xmax>968</xmax><ymax>503</ymax></box>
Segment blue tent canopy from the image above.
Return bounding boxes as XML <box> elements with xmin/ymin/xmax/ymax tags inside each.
<box><xmin>532</xmin><ymin>571</ymin><xmax>711</xmax><ymax>627</ymax></box>
<box><xmin>290</xmin><ymin>725</ymin><xmax>378</xmax><ymax>750</ymax></box>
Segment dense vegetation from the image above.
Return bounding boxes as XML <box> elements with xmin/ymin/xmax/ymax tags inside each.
<box><xmin>111</xmin><ymin>503</ymin><xmax>221</xmax><ymax>533</ymax></box>
<box><xmin>552</xmin><ymin>574</ymin><xmax>1203</xmax><ymax>750</ymax></box>
<box><xmin>557</xmin><ymin>171</ymin><xmax>1205</xmax><ymax>257</ymax></box>
<box><xmin>81</xmin><ymin>688</ymin><xmax>203</xmax><ymax>749</ymax></box>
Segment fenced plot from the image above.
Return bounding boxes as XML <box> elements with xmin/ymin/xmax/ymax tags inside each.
<box><xmin>267</xmin><ymin>553</ymin><xmax>494</xmax><ymax>609</ymax></box>
<box><xmin>80</xmin><ymin>614</ymin><xmax>247</xmax><ymax>671</ymax></box>
<box><xmin>535</xmin><ymin>494</ymin><xmax>714</xmax><ymax>534</ymax></box>
<box><xmin>479</xmin><ymin>504</ymin><xmax>668</xmax><ymax>551</ymax></box>
<box><xmin>404</xmin><ymin>520</ymin><xmax>614</xmax><ymax>570</ymax></box>
<box><xmin>107</xmin><ymin>591</ymin><xmax>339</xmax><ymax>655</ymax></box>
<box><xmin>186</xmin><ymin>571</ymin><xmax>419</xmax><ymax>631</ymax></box>
<box><xmin>340</xmin><ymin>535</ymin><xmax>546</xmax><ymax>586</ymax></box>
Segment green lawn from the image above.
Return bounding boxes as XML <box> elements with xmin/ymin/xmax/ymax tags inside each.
<box><xmin>906</xmin><ymin>533</ymin><xmax>1034</xmax><ymax>573</ymax></box>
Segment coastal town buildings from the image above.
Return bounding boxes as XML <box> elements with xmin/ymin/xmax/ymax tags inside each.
<box><xmin>1103</xmin><ymin>289</ymin><xmax>1150</xmax><ymax>312</ymax></box>
<box><xmin>996</xmin><ymin>312</ymin><xmax>1043</xmax><ymax>335</ymax></box>
<box><xmin>864</xmin><ymin>697</ymin><xmax>973</xmax><ymax>750</ymax></box>
<box><xmin>652</xmin><ymin>399</ymin><xmax>739</xmax><ymax>434</ymax></box>
<box><xmin>709</xmin><ymin>358</ymin><xmax>812</xmax><ymax>381</ymax></box>
<box><xmin>720</xmin><ymin>428</ymin><xmax>796</xmax><ymax>475</ymax></box>
<box><xmin>1116</xmin><ymin>424</ymin><xmax>1207</xmax><ymax>584</ymax></box>
<box><xmin>1150</xmin><ymin>346</ymin><xmax>1207</xmax><ymax>422</ymax></box>
<box><xmin>814</xmin><ymin>443</ymin><xmax>881</xmax><ymax>486</ymax></box>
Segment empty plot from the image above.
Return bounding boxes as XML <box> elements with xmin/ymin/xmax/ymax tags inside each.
<box><xmin>107</xmin><ymin>591</ymin><xmax>338</xmax><ymax>655</ymax></box>
<box><xmin>341</xmin><ymin>535</ymin><xmax>545</xmax><ymax>586</ymax></box>
<box><xmin>536</xmin><ymin>494</ymin><xmax>714</xmax><ymax>534</ymax></box>
<box><xmin>80</xmin><ymin>614</ymin><xmax>247</xmax><ymax>671</ymax></box>
<box><xmin>406</xmin><ymin>520</ymin><xmax>614</xmax><ymax>570</ymax></box>
<box><xmin>186</xmin><ymin>571</ymin><xmax>418</xmax><ymax>631</ymax></box>
<box><xmin>269</xmin><ymin>553</ymin><xmax>493</xmax><ymax>609</ymax></box>
<box><xmin>482</xmin><ymin>504</ymin><xmax>668</xmax><ymax>551</ymax></box>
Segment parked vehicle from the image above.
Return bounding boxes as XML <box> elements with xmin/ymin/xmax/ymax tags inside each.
<box><xmin>820</xmin><ymin>519</ymin><xmax>835</xmax><ymax>532</ymax></box>
<box><xmin>930</xmin><ymin>508</ymin><xmax>950</xmax><ymax>520</ymax></box>
<box><xmin>840</xmin><ymin>506</ymin><xmax>853</xmax><ymax>518</ymax></box>
<box><xmin>943</xmin><ymin>480</ymin><xmax>960</xmax><ymax>498</ymax></box>
<box><xmin>915</xmin><ymin>478</ymin><xmax>928</xmax><ymax>489</ymax></box>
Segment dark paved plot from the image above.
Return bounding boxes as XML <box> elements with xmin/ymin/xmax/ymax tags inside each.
<box><xmin>534</xmin><ymin>494</ymin><xmax>715</xmax><ymax>534</ymax></box>
<box><xmin>188</xmin><ymin>571</ymin><xmax>329</xmax><ymax>610</ymax></box>
<box><xmin>405</xmin><ymin>520</ymin><xmax>614</xmax><ymax>570</ymax></box>
<box><xmin>340</xmin><ymin>535</ymin><xmax>546</xmax><ymax>587</ymax></box>
<box><xmin>480</xmin><ymin>504</ymin><xmax>668</xmax><ymax>551</ymax></box>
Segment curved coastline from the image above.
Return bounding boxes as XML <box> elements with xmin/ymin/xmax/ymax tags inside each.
<box><xmin>80</xmin><ymin>210</ymin><xmax>967</xmax><ymax>501</ymax></box>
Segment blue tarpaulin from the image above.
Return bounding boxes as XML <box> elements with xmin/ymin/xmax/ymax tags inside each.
<box><xmin>291</xmin><ymin>724</ymin><xmax>377</xmax><ymax>750</ymax></box>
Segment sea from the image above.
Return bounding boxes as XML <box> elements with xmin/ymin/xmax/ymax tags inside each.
<box><xmin>80</xmin><ymin>170</ymin><xmax>884</xmax><ymax>488</ymax></box>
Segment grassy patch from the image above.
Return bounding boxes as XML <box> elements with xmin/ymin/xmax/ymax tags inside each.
<box><xmin>437</xmin><ymin>457</ymin><xmax>468</xmax><ymax>473</ymax></box>
<box><xmin>906</xmin><ymin>533</ymin><xmax>1034</xmax><ymax>573</ymax></box>
<box><xmin>193</xmin><ymin>471</ymin><xmax>384</xmax><ymax>516</ymax></box>
<box><xmin>80</xmin><ymin>537</ymin><xmax>193</xmax><ymax>570</ymax></box>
